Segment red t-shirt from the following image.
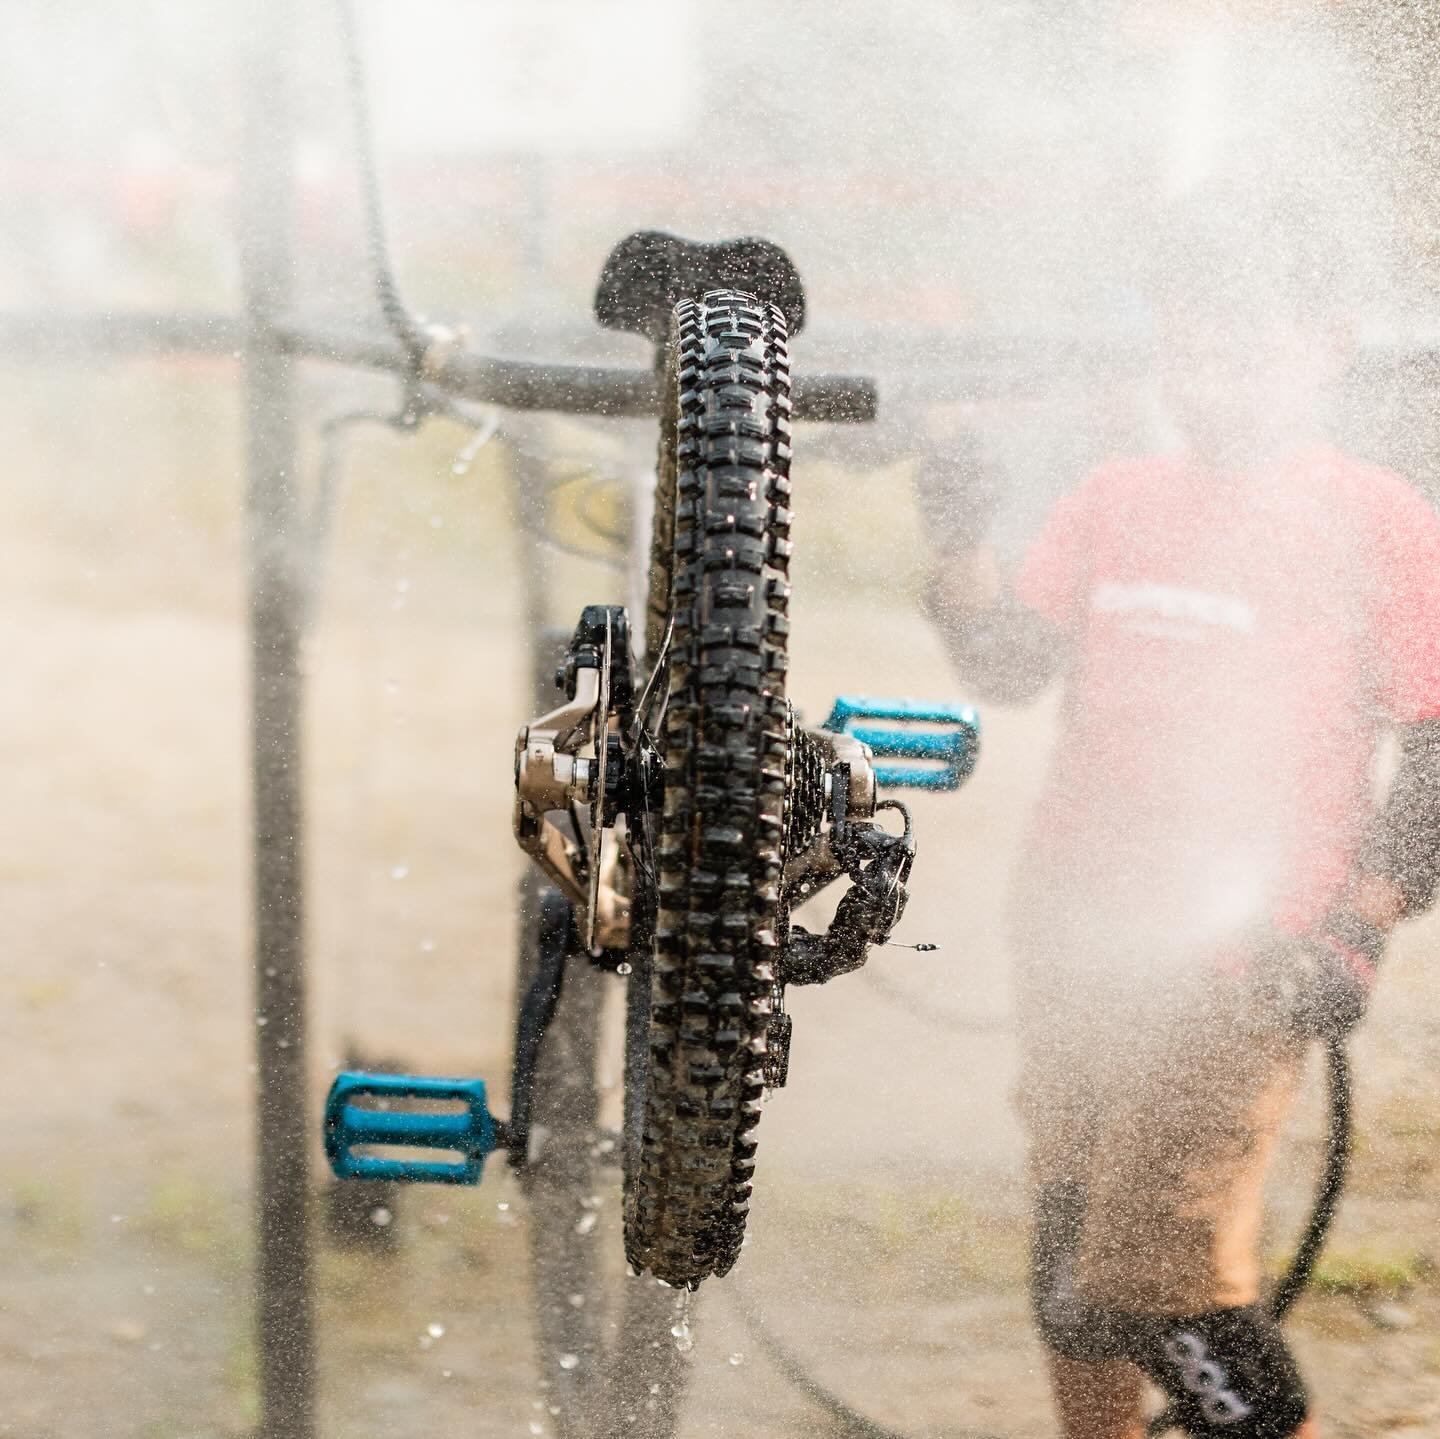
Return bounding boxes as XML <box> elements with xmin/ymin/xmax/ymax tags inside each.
<box><xmin>1011</xmin><ymin>445</ymin><xmax>1440</xmax><ymax>959</ymax></box>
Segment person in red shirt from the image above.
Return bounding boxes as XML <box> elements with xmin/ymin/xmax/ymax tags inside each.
<box><xmin>924</xmin><ymin>220</ymin><xmax>1440</xmax><ymax>1439</ymax></box>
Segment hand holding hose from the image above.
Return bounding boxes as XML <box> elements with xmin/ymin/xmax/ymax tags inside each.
<box><xmin>1255</xmin><ymin>910</ymin><xmax>1388</xmax><ymax>1041</ymax></box>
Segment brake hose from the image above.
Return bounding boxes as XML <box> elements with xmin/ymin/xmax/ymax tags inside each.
<box><xmin>731</xmin><ymin>1037</ymin><xmax>1351</xmax><ymax>1439</ymax></box>
<box><xmin>333</xmin><ymin>0</ymin><xmax>429</xmax><ymax>365</ymax></box>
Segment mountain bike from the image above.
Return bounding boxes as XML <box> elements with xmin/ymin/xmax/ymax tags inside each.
<box><xmin>323</xmin><ymin>234</ymin><xmax>980</xmax><ymax>1302</ymax></box>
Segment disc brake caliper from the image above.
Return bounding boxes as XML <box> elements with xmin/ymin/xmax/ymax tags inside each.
<box><xmin>513</xmin><ymin>605</ymin><xmax>635</xmax><ymax>950</ymax></box>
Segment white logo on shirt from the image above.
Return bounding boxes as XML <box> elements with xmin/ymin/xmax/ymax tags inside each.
<box><xmin>1092</xmin><ymin>581</ymin><xmax>1255</xmax><ymax>634</ymax></box>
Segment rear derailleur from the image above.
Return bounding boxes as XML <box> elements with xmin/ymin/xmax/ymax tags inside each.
<box><xmin>512</xmin><ymin>605</ymin><xmax>979</xmax><ymax>1090</ymax></box>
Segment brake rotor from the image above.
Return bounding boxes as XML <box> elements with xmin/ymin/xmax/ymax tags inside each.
<box><xmin>583</xmin><ymin>611</ymin><xmax>613</xmax><ymax>951</ymax></box>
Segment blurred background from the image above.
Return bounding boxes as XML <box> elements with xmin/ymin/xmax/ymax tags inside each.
<box><xmin>3</xmin><ymin>2</ymin><xmax>1440</xmax><ymax>1436</ymax></box>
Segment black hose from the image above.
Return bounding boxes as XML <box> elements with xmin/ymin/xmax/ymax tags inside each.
<box><xmin>726</xmin><ymin>1281</ymin><xmax>1005</xmax><ymax>1439</ymax></box>
<box><xmin>861</xmin><ymin>967</ymin><xmax>1013</xmax><ymax>1035</ymax></box>
<box><xmin>733</xmin><ymin>1037</ymin><xmax>1351</xmax><ymax>1439</ymax></box>
<box><xmin>1270</xmin><ymin>1038</ymin><xmax>1352</xmax><ymax>1319</ymax></box>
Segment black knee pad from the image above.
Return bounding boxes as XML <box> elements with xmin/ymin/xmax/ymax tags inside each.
<box><xmin>1122</xmin><ymin>1306</ymin><xmax>1309</xmax><ymax>1438</ymax></box>
<box><xmin>1029</xmin><ymin>1193</ymin><xmax>1308</xmax><ymax>1438</ymax></box>
<box><xmin>1029</xmin><ymin>1182</ymin><xmax>1126</xmax><ymax>1363</ymax></box>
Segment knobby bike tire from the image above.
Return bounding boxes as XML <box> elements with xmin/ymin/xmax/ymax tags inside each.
<box><xmin>625</xmin><ymin>290</ymin><xmax>793</xmax><ymax>1288</ymax></box>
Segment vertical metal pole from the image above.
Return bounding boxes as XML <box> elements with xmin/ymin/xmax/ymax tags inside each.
<box><xmin>507</xmin><ymin>430</ymin><xmax>607</xmax><ymax>1437</ymax></box>
<box><xmin>240</xmin><ymin>6</ymin><xmax>315</xmax><ymax>1438</ymax></box>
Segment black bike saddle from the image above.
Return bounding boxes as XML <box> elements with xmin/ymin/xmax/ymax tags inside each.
<box><xmin>594</xmin><ymin>230</ymin><xmax>806</xmax><ymax>344</ymax></box>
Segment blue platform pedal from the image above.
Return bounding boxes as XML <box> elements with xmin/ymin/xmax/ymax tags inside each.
<box><xmin>823</xmin><ymin>697</ymin><xmax>981</xmax><ymax>792</ymax></box>
<box><xmin>324</xmin><ymin>1071</ymin><xmax>499</xmax><ymax>1185</ymax></box>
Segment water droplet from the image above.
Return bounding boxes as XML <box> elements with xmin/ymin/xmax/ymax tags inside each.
<box><xmin>264</xmin><ymin>966</ymin><xmax>277</xmax><ymax>977</ymax></box>
<box><xmin>497</xmin><ymin>1201</ymin><xmax>510</xmax><ymax>1212</ymax></box>
<box><xmin>427</xmin><ymin>1323</ymin><xmax>445</xmax><ymax>1339</ymax></box>
<box><xmin>370</xmin><ymin>1206</ymin><xmax>393</xmax><ymax>1227</ymax></box>
<box><xmin>669</xmin><ymin>1323</ymin><xmax>685</xmax><ymax>1339</ymax></box>
<box><xmin>110</xmin><ymin>1214</ymin><xmax>124</xmax><ymax>1224</ymax></box>
<box><xmin>558</xmin><ymin>1352</ymin><xmax>580</xmax><ymax>1371</ymax></box>
<box><xmin>568</xmin><ymin>1293</ymin><xmax>585</xmax><ymax>1309</ymax></box>
<box><xmin>390</xmin><ymin>863</ymin><xmax>410</xmax><ymax>880</ymax></box>
<box><xmin>441</xmin><ymin>1369</ymin><xmax>452</xmax><ymax>1379</ymax></box>
<box><xmin>277</xmin><ymin>1039</ymin><xmax>290</xmax><ymax>1049</ymax></box>
<box><xmin>256</xmin><ymin>1015</ymin><xmax>268</xmax><ymax>1027</ymax></box>
<box><xmin>420</xmin><ymin>938</ymin><xmax>436</xmax><ymax>953</ymax></box>
<box><xmin>616</xmin><ymin>961</ymin><xmax>632</xmax><ymax>975</ymax></box>
<box><xmin>648</xmin><ymin>1383</ymin><xmax>661</xmax><ymax>1395</ymax></box>
<box><xmin>547</xmin><ymin>1405</ymin><xmax>561</xmax><ymax>1416</ymax></box>
<box><xmin>728</xmin><ymin>1352</ymin><xmax>745</xmax><ymax>1367</ymax></box>
<box><xmin>597</xmin><ymin>1137</ymin><xmax>615</xmax><ymax>1154</ymax></box>
<box><xmin>574</xmin><ymin>1212</ymin><xmax>598</xmax><ymax>1237</ymax></box>
<box><xmin>529</xmin><ymin>1424</ymin><xmax>544</xmax><ymax>1437</ymax></box>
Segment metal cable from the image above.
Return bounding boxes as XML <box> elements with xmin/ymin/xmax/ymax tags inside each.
<box><xmin>334</xmin><ymin>0</ymin><xmax>428</xmax><ymax>365</ymax></box>
<box><xmin>726</xmin><ymin>1279</ymin><xmax>1009</xmax><ymax>1439</ymax></box>
<box><xmin>861</xmin><ymin>967</ymin><xmax>1014</xmax><ymax>1035</ymax></box>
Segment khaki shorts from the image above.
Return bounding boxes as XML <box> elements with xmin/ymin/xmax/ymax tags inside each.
<box><xmin>1017</xmin><ymin>968</ymin><xmax>1306</xmax><ymax>1315</ymax></box>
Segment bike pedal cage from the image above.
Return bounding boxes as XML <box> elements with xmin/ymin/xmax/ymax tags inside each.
<box><xmin>823</xmin><ymin>696</ymin><xmax>980</xmax><ymax>792</ymax></box>
<box><xmin>324</xmin><ymin>1071</ymin><xmax>505</xmax><ymax>1186</ymax></box>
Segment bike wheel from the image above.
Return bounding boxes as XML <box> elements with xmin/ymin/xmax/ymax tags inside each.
<box><xmin>625</xmin><ymin>289</ymin><xmax>793</xmax><ymax>1288</ymax></box>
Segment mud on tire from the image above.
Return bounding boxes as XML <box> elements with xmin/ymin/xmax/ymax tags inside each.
<box><xmin>624</xmin><ymin>291</ymin><xmax>793</xmax><ymax>1289</ymax></box>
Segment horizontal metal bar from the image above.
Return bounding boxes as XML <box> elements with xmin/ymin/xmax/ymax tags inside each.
<box><xmin>0</xmin><ymin>309</ymin><xmax>244</xmax><ymax>358</ymax></box>
<box><xmin>8</xmin><ymin>307</ymin><xmax>1440</xmax><ymax>414</ymax></box>
<box><xmin>278</xmin><ymin>321</ymin><xmax>660</xmax><ymax>415</ymax></box>
<box><xmin>0</xmin><ymin>308</ymin><xmax>877</xmax><ymax>421</ymax></box>
<box><xmin>276</xmin><ymin>322</ymin><xmax>878</xmax><ymax>422</ymax></box>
